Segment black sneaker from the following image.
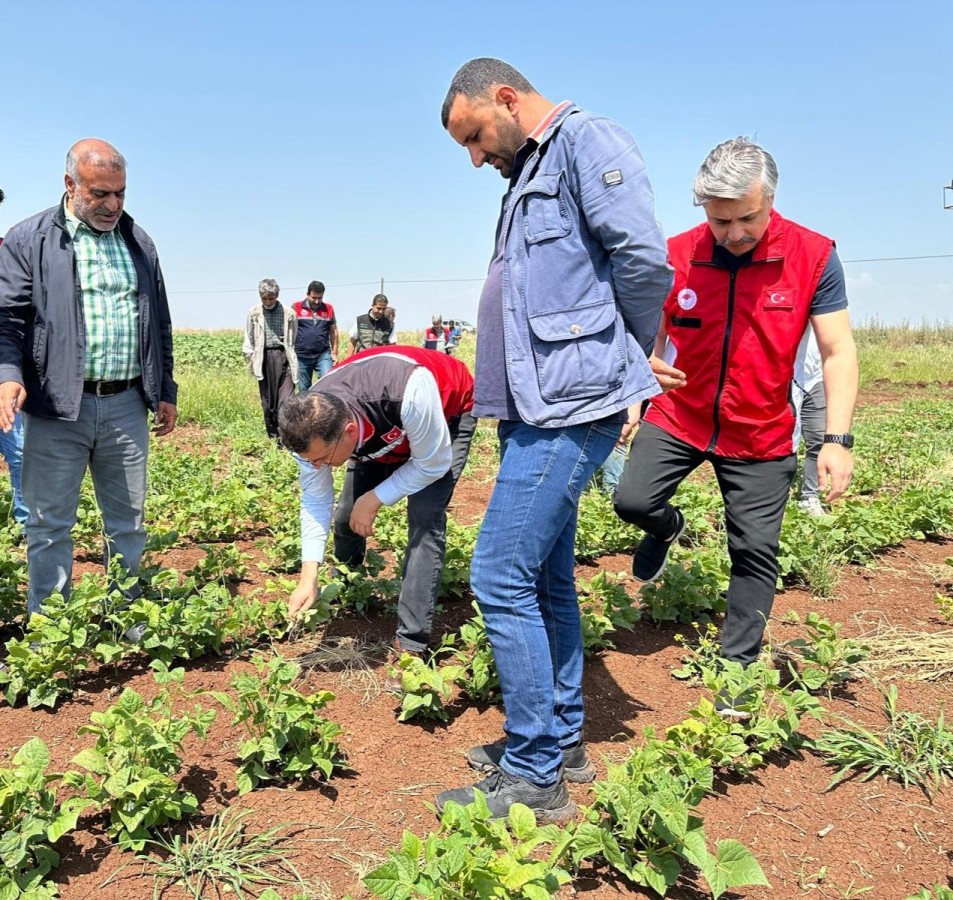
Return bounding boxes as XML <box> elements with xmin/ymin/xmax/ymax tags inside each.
<box><xmin>714</xmin><ymin>687</ymin><xmax>753</xmax><ymax>722</ymax></box>
<box><xmin>632</xmin><ymin>508</ymin><xmax>686</xmax><ymax>582</ymax></box>
<box><xmin>467</xmin><ymin>738</ymin><xmax>596</xmax><ymax>783</ymax></box>
<box><xmin>435</xmin><ymin>768</ymin><xmax>576</xmax><ymax>823</ymax></box>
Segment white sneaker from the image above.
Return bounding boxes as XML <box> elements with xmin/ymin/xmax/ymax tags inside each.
<box><xmin>798</xmin><ymin>497</ymin><xmax>826</xmax><ymax>518</ymax></box>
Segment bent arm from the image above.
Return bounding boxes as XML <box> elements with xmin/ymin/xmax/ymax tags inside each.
<box><xmin>571</xmin><ymin>118</ymin><xmax>672</xmax><ymax>355</ymax></box>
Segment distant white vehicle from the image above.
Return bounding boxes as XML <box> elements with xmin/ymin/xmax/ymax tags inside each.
<box><xmin>445</xmin><ymin>318</ymin><xmax>476</xmax><ymax>334</ymax></box>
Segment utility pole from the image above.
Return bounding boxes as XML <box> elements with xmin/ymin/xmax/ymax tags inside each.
<box><xmin>945</xmin><ymin>180</ymin><xmax>953</xmax><ymax>209</ymax></box>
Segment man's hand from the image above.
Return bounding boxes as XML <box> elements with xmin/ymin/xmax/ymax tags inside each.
<box><xmin>288</xmin><ymin>563</ymin><xmax>319</xmax><ymax>619</ymax></box>
<box><xmin>619</xmin><ymin>404</ymin><xmax>642</xmax><ymax>445</ymax></box>
<box><xmin>152</xmin><ymin>401</ymin><xmax>178</xmax><ymax>437</ymax></box>
<box><xmin>0</xmin><ymin>381</ymin><xmax>26</xmax><ymax>432</ymax></box>
<box><xmin>649</xmin><ymin>355</ymin><xmax>687</xmax><ymax>392</ymax></box>
<box><xmin>817</xmin><ymin>443</ymin><xmax>853</xmax><ymax>502</ymax></box>
<box><xmin>349</xmin><ymin>491</ymin><xmax>383</xmax><ymax>538</ymax></box>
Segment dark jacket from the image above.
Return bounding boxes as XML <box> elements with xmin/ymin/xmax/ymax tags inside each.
<box><xmin>0</xmin><ymin>200</ymin><xmax>177</xmax><ymax>419</ymax></box>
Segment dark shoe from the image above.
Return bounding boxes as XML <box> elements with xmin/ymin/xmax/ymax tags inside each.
<box><xmin>435</xmin><ymin>767</ymin><xmax>576</xmax><ymax>823</ymax></box>
<box><xmin>632</xmin><ymin>508</ymin><xmax>686</xmax><ymax>582</ymax></box>
<box><xmin>384</xmin><ymin>641</ymin><xmax>422</xmax><ymax>695</ymax></box>
<box><xmin>714</xmin><ymin>686</ymin><xmax>753</xmax><ymax>722</ymax></box>
<box><xmin>467</xmin><ymin>738</ymin><xmax>596</xmax><ymax>783</ymax></box>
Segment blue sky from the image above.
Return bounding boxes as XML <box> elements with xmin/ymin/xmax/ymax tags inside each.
<box><xmin>1</xmin><ymin>0</ymin><xmax>950</xmax><ymax>331</ymax></box>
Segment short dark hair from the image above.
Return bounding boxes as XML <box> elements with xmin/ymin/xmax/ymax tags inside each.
<box><xmin>307</xmin><ymin>280</ymin><xmax>325</xmax><ymax>295</ymax></box>
<box><xmin>372</xmin><ymin>293</ymin><xmax>388</xmax><ymax>305</ymax></box>
<box><xmin>441</xmin><ymin>57</ymin><xmax>536</xmax><ymax>128</ymax></box>
<box><xmin>278</xmin><ymin>391</ymin><xmax>351</xmax><ymax>454</ymax></box>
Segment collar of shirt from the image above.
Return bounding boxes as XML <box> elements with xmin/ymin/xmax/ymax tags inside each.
<box><xmin>63</xmin><ymin>202</ymin><xmax>89</xmax><ymax>240</ymax></box>
<box><xmin>509</xmin><ymin>100</ymin><xmax>572</xmax><ymax>186</ymax></box>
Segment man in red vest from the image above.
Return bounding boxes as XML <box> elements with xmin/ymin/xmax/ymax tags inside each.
<box><xmin>614</xmin><ymin>138</ymin><xmax>858</xmax><ymax>717</ymax></box>
<box><xmin>277</xmin><ymin>346</ymin><xmax>476</xmax><ymax>689</ymax></box>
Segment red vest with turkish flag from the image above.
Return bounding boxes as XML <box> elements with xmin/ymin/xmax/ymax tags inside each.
<box><xmin>644</xmin><ymin>210</ymin><xmax>833</xmax><ymax>459</ymax></box>
<box><xmin>319</xmin><ymin>346</ymin><xmax>474</xmax><ymax>464</ymax></box>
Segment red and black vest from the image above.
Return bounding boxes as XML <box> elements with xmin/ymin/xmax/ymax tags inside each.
<box><xmin>645</xmin><ymin>210</ymin><xmax>833</xmax><ymax>460</ymax></box>
<box><xmin>292</xmin><ymin>299</ymin><xmax>336</xmax><ymax>356</ymax></box>
<box><xmin>315</xmin><ymin>346</ymin><xmax>474</xmax><ymax>464</ymax></box>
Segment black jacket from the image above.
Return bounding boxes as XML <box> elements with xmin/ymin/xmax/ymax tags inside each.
<box><xmin>0</xmin><ymin>200</ymin><xmax>177</xmax><ymax>419</ymax></box>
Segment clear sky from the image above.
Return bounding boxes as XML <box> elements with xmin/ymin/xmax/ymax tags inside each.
<box><xmin>1</xmin><ymin>0</ymin><xmax>950</xmax><ymax>331</ymax></box>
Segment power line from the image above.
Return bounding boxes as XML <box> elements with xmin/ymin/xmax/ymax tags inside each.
<box><xmin>165</xmin><ymin>253</ymin><xmax>952</xmax><ymax>296</ymax></box>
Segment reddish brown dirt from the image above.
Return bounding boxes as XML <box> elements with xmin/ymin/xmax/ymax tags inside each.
<box><xmin>2</xmin><ymin>399</ymin><xmax>952</xmax><ymax>898</ymax></box>
<box><xmin>3</xmin><ymin>539</ymin><xmax>950</xmax><ymax>899</ymax></box>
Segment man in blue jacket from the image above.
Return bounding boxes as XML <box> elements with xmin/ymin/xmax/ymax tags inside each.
<box><xmin>0</xmin><ymin>138</ymin><xmax>177</xmax><ymax>618</ymax></box>
<box><xmin>435</xmin><ymin>58</ymin><xmax>677</xmax><ymax>821</ymax></box>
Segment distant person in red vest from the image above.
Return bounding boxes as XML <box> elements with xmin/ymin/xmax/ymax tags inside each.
<box><xmin>614</xmin><ymin>137</ymin><xmax>858</xmax><ymax>718</ymax></box>
<box><xmin>278</xmin><ymin>346</ymin><xmax>476</xmax><ymax>689</ymax></box>
<box><xmin>423</xmin><ymin>314</ymin><xmax>452</xmax><ymax>353</ymax></box>
<box><xmin>292</xmin><ymin>280</ymin><xmax>338</xmax><ymax>390</ymax></box>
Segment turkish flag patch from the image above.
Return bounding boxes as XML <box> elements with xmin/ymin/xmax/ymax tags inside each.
<box><xmin>762</xmin><ymin>288</ymin><xmax>796</xmax><ymax>309</ymax></box>
<box><xmin>382</xmin><ymin>426</ymin><xmax>403</xmax><ymax>443</ymax></box>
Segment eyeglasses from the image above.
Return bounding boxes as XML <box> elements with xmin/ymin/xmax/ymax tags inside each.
<box><xmin>295</xmin><ymin>432</ymin><xmax>343</xmax><ymax>469</ymax></box>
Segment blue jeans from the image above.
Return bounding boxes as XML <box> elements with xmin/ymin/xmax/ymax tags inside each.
<box><xmin>22</xmin><ymin>388</ymin><xmax>149</xmax><ymax>615</ymax></box>
<box><xmin>297</xmin><ymin>351</ymin><xmax>334</xmax><ymax>392</ymax></box>
<box><xmin>471</xmin><ymin>416</ymin><xmax>621</xmax><ymax>787</ymax></box>
<box><xmin>0</xmin><ymin>412</ymin><xmax>28</xmax><ymax>524</ymax></box>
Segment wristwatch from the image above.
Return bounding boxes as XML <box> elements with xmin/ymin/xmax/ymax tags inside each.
<box><xmin>823</xmin><ymin>433</ymin><xmax>854</xmax><ymax>449</ymax></box>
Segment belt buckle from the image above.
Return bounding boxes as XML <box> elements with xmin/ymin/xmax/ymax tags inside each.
<box><xmin>95</xmin><ymin>382</ymin><xmax>107</xmax><ymax>397</ymax></box>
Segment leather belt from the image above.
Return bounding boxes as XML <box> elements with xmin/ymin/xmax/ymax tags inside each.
<box><xmin>82</xmin><ymin>376</ymin><xmax>141</xmax><ymax>397</ymax></box>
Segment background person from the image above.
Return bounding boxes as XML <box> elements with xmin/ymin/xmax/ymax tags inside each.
<box><xmin>792</xmin><ymin>328</ymin><xmax>827</xmax><ymax>517</ymax></box>
<box><xmin>0</xmin><ymin>188</ymin><xmax>27</xmax><ymax>528</ymax></box>
<box><xmin>0</xmin><ymin>139</ymin><xmax>178</xmax><ymax>617</ymax></box>
<box><xmin>422</xmin><ymin>314</ymin><xmax>451</xmax><ymax>353</ymax></box>
<box><xmin>349</xmin><ymin>293</ymin><xmax>393</xmax><ymax>354</ymax></box>
<box><xmin>292</xmin><ymin>280</ymin><xmax>338</xmax><ymax>390</ymax></box>
<box><xmin>614</xmin><ymin>138</ymin><xmax>858</xmax><ymax>718</ymax></box>
<box><xmin>243</xmin><ymin>278</ymin><xmax>297</xmax><ymax>442</ymax></box>
<box><xmin>278</xmin><ymin>346</ymin><xmax>476</xmax><ymax>689</ymax></box>
<box><xmin>435</xmin><ymin>57</ymin><xmax>674</xmax><ymax>821</ymax></box>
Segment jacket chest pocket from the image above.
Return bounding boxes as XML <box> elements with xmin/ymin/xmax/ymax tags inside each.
<box><xmin>521</xmin><ymin>173</ymin><xmax>572</xmax><ymax>243</ymax></box>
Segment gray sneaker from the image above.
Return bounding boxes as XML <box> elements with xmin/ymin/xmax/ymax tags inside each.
<box><xmin>435</xmin><ymin>767</ymin><xmax>576</xmax><ymax>823</ymax></box>
<box><xmin>798</xmin><ymin>497</ymin><xmax>826</xmax><ymax>518</ymax></box>
<box><xmin>714</xmin><ymin>687</ymin><xmax>753</xmax><ymax>722</ymax></box>
<box><xmin>122</xmin><ymin>622</ymin><xmax>148</xmax><ymax>645</ymax></box>
<box><xmin>632</xmin><ymin>508</ymin><xmax>687</xmax><ymax>582</ymax></box>
<box><xmin>467</xmin><ymin>738</ymin><xmax>596</xmax><ymax>783</ymax></box>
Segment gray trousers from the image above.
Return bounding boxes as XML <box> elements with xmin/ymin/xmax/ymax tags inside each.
<box><xmin>797</xmin><ymin>380</ymin><xmax>826</xmax><ymax>501</ymax></box>
<box><xmin>333</xmin><ymin>412</ymin><xmax>476</xmax><ymax>651</ymax></box>
<box><xmin>23</xmin><ymin>388</ymin><xmax>149</xmax><ymax>615</ymax></box>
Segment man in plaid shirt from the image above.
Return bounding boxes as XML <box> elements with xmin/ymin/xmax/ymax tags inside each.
<box><xmin>0</xmin><ymin>139</ymin><xmax>177</xmax><ymax>619</ymax></box>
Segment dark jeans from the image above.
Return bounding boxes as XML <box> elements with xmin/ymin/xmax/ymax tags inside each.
<box><xmin>259</xmin><ymin>347</ymin><xmax>295</xmax><ymax>440</ymax></box>
<box><xmin>333</xmin><ymin>412</ymin><xmax>477</xmax><ymax>651</ymax></box>
<box><xmin>614</xmin><ymin>422</ymin><xmax>797</xmax><ymax>665</ymax></box>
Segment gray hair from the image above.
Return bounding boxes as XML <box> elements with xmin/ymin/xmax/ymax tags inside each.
<box><xmin>258</xmin><ymin>278</ymin><xmax>280</xmax><ymax>299</ymax></box>
<box><xmin>692</xmin><ymin>137</ymin><xmax>778</xmax><ymax>205</ymax></box>
<box><xmin>441</xmin><ymin>57</ymin><xmax>536</xmax><ymax>128</ymax></box>
<box><xmin>65</xmin><ymin>144</ymin><xmax>126</xmax><ymax>182</ymax></box>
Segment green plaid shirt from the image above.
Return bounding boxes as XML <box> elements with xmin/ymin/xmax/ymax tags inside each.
<box><xmin>64</xmin><ymin>205</ymin><xmax>141</xmax><ymax>381</ymax></box>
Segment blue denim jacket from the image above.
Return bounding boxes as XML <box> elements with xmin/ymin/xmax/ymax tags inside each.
<box><xmin>497</xmin><ymin>104</ymin><xmax>672</xmax><ymax>427</ymax></box>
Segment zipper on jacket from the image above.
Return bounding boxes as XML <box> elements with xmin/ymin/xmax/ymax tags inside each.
<box><xmin>706</xmin><ymin>268</ymin><xmax>737</xmax><ymax>453</ymax></box>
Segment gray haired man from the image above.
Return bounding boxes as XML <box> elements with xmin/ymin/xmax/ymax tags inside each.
<box><xmin>0</xmin><ymin>138</ymin><xmax>177</xmax><ymax>616</ymax></box>
<box><xmin>614</xmin><ymin>137</ymin><xmax>858</xmax><ymax>717</ymax></box>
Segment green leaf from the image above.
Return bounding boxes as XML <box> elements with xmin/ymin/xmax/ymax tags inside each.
<box><xmin>70</xmin><ymin>749</ymin><xmax>109</xmax><ymax>776</ymax></box>
<box><xmin>363</xmin><ymin>859</ymin><xmax>410</xmax><ymax>900</ymax></box>
<box><xmin>705</xmin><ymin>839</ymin><xmax>770</xmax><ymax>898</ymax></box>
<box><xmin>507</xmin><ymin>803</ymin><xmax>537</xmax><ymax>841</ymax></box>
<box><xmin>13</xmin><ymin>738</ymin><xmax>51</xmax><ymax>777</ymax></box>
